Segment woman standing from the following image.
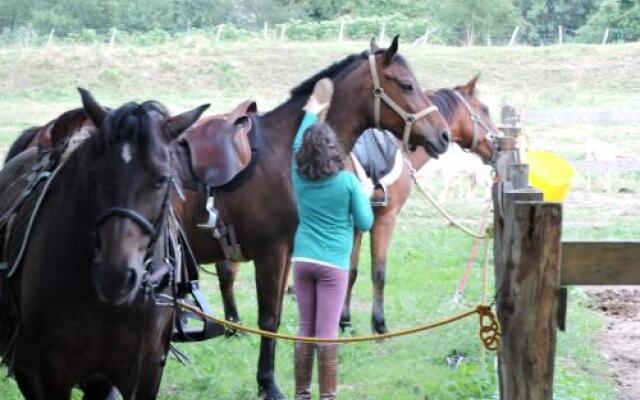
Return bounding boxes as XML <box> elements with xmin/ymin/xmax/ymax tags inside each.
<box><xmin>291</xmin><ymin>78</ymin><xmax>374</xmax><ymax>400</ymax></box>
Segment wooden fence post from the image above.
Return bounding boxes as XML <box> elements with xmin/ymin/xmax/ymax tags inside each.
<box><xmin>215</xmin><ymin>24</ymin><xmax>224</xmax><ymax>43</ymax></box>
<box><xmin>602</xmin><ymin>27</ymin><xmax>610</xmax><ymax>45</ymax></box>
<box><xmin>46</xmin><ymin>29</ymin><xmax>55</xmax><ymax>47</ymax></box>
<box><xmin>338</xmin><ymin>20</ymin><xmax>345</xmax><ymax>42</ymax></box>
<box><xmin>493</xmin><ymin>105</ymin><xmax>562</xmax><ymax>400</ymax></box>
<box><xmin>379</xmin><ymin>21</ymin><xmax>386</xmax><ymax>43</ymax></box>
<box><xmin>109</xmin><ymin>27</ymin><xmax>117</xmax><ymax>47</ymax></box>
<box><xmin>280</xmin><ymin>25</ymin><xmax>287</xmax><ymax>41</ymax></box>
<box><xmin>263</xmin><ymin>22</ymin><xmax>269</xmax><ymax>40</ymax></box>
<box><xmin>509</xmin><ymin>26</ymin><xmax>520</xmax><ymax>46</ymax></box>
<box><xmin>558</xmin><ymin>25</ymin><xmax>563</xmax><ymax>45</ymax></box>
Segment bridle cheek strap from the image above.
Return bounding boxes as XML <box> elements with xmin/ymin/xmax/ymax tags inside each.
<box><xmin>452</xmin><ymin>90</ymin><xmax>499</xmax><ymax>153</ymax></box>
<box><xmin>368</xmin><ymin>55</ymin><xmax>438</xmax><ymax>152</ymax></box>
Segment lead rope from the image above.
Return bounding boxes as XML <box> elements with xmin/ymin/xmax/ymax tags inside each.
<box><xmin>176</xmin><ymin>300</ymin><xmax>500</xmax><ymax>350</ymax></box>
<box><xmin>405</xmin><ymin>158</ymin><xmax>491</xmax><ymax>240</ymax></box>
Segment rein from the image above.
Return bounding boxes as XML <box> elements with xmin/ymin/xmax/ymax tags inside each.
<box><xmin>368</xmin><ymin>55</ymin><xmax>441</xmax><ymax>152</ymax></box>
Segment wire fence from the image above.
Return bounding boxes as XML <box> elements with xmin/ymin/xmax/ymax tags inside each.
<box><xmin>0</xmin><ymin>22</ymin><xmax>637</xmax><ymax>48</ymax></box>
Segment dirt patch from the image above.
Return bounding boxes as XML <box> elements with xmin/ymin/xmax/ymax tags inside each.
<box><xmin>586</xmin><ymin>287</ymin><xmax>640</xmax><ymax>400</ymax></box>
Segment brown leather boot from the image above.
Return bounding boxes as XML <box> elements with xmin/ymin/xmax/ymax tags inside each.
<box><xmin>294</xmin><ymin>342</ymin><xmax>315</xmax><ymax>400</ymax></box>
<box><xmin>317</xmin><ymin>344</ymin><xmax>339</xmax><ymax>399</ymax></box>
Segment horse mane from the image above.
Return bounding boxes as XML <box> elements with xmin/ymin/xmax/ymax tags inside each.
<box><xmin>425</xmin><ymin>88</ymin><xmax>461</xmax><ymax>124</ymax></box>
<box><xmin>5</xmin><ymin>126</ymin><xmax>40</xmax><ymax>163</ymax></box>
<box><xmin>290</xmin><ymin>51</ymin><xmax>371</xmax><ymax>98</ymax></box>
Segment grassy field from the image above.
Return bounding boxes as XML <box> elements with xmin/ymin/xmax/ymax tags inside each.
<box><xmin>0</xmin><ymin>38</ymin><xmax>638</xmax><ymax>399</ymax></box>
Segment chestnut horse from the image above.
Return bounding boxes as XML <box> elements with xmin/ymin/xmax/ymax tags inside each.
<box><xmin>0</xmin><ymin>90</ymin><xmax>206</xmax><ymax>399</ymax></box>
<box><xmin>171</xmin><ymin>37</ymin><xmax>450</xmax><ymax>399</ymax></box>
<box><xmin>340</xmin><ymin>75</ymin><xmax>498</xmax><ymax>334</ymax></box>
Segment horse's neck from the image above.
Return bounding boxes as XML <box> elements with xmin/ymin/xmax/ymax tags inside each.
<box><xmin>260</xmin><ymin>94</ymin><xmax>369</xmax><ymax>154</ymax></box>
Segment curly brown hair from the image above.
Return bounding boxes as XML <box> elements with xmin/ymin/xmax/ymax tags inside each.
<box><xmin>295</xmin><ymin>122</ymin><xmax>346</xmax><ymax>180</ymax></box>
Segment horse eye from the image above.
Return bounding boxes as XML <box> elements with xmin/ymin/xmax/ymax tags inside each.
<box><xmin>154</xmin><ymin>176</ymin><xmax>169</xmax><ymax>189</ymax></box>
<box><xmin>398</xmin><ymin>81</ymin><xmax>414</xmax><ymax>92</ymax></box>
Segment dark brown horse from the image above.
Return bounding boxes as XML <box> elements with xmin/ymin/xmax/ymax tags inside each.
<box><xmin>0</xmin><ymin>90</ymin><xmax>206</xmax><ymax>399</ymax></box>
<box><xmin>171</xmin><ymin>37</ymin><xmax>450</xmax><ymax>399</ymax></box>
<box><xmin>340</xmin><ymin>75</ymin><xmax>498</xmax><ymax>334</ymax></box>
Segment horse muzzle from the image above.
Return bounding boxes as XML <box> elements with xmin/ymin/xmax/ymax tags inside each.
<box><xmin>423</xmin><ymin>129</ymin><xmax>450</xmax><ymax>158</ymax></box>
<box><xmin>91</xmin><ymin>263</ymin><xmax>142</xmax><ymax>306</ymax></box>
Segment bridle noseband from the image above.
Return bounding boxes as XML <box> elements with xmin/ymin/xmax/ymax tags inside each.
<box><xmin>452</xmin><ymin>90</ymin><xmax>501</xmax><ymax>160</ymax></box>
<box><xmin>368</xmin><ymin>54</ymin><xmax>442</xmax><ymax>152</ymax></box>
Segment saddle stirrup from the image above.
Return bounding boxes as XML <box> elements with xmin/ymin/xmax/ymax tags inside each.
<box><xmin>197</xmin><ymin>193</ymin><xmax>218</xmax><ymax>230</ymax></box>
<box><xmin>370</xmin><ymin>184</ymin><xmax>389</xmax><ymax>208</ymax></box>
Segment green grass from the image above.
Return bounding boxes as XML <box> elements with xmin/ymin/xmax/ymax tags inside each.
<box><xmin>1</xmin><ymin>39</ymin><xmax>638</xmax><ymax>398</ymax></box>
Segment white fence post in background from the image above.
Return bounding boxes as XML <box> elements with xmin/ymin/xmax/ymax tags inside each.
<box><xmin>215</xmin><ymin>24</ymin><xmax>224</xmax><ymax>42</ymax></box>
<box><xmin>263</xmin><ymin>22</ymin><xmax>269</xmax><ymax>40</ymax></box>
<box><xmin>338</xmin><ymin>20</ymin><xmax>345</xmax><ymax>42</ymax></box>
<box><xmin>379</xmin><ymin>21</ymin><xmax>386</xmax><ymax>43</ymax></box>
<box><xmin>558</xmin><ymin>25</ymin><xmax>563</xmax><ymax>45</ymax></box>
<box><xmin>280</xmin><ymin>25</ymin><xmax>287</xmax><ymax>41</ymax></box>
<box><xmin>509</xmin><ymin>26</ymin><xmax>520</xmax><ymax>46</ymax></box>
<box><xmin>109</xmin><ymin>27</ymin><xmax>117</xmax><ymax>47</ymax></box>
<box><xmin>46</xmin><ymin>29</ymin><xmax>55</xmax><ymax>47</ymax></box>
<box><xmin>602</xmin><ymin>27</ymin><xmax>610</xmax><ymax>45</ymax></box>
<box><xmin>486</xmin><ymin>32</ymin><xmax>492</xmax><ymax>46</ymax></box>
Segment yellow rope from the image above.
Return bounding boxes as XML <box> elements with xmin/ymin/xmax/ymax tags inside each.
<box><xmin>177</xmin><ymin>301</ymin><xmax>501</xmax><ymax>351</ymax></box>
<box><xmin>410</xmin><ymin>173</ymin><xmax>491</xmax><ymax>240</ymax></box>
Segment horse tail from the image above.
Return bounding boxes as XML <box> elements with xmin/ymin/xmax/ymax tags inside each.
<box><xmin>5</xmin><ymin>127</ymin><xmax>40</xmax><ymax>164</ymax></box>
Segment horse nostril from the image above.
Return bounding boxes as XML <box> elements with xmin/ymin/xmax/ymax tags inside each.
<box><xmin>441</xmin><ymin>130</ymin><xmax>451</xmax><ymax>144</ymax></box>
<box><xmin>126</xmin><ymin>268</ymin><xmax>139</xmax><ymax>289</ymax></box>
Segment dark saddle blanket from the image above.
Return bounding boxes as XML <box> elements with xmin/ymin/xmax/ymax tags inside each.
<box><xmin>352</xmin><ymin>129</ymin><xmax>399</xmax><ymax>185</ymax></box>
<box><xmin>182</xmin><ymin>100</ymin><xmax>258</xmax><ymax>190</ymax></box>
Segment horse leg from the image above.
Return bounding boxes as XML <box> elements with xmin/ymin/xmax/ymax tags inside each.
<box><xmin>254</xmin><ymin>244</ymin><xmax>288</xmax><ymax>400</ymax></box>
<box><xmin>215</xmin><ymin>261</ymin><xmax>241</xmax><ymax>322</ymax></box>
<box><xmin>14</xmin><ymin>369</ymin><xmax>41</xmax><ymax>400</ymax></box>
<box><xmin>81</xmin><ymin>378</ymin><xmax>119</xmax><ymax>400</ymax></box>
<box><xmin>340</xmin><ymin>230</ymin><xmax>363</xmax><ymax>331</ymax></box>
<box><xmin>370</xmin><ymin>214</ymin><xmax>397</xmax><ymax>334</ymax></box>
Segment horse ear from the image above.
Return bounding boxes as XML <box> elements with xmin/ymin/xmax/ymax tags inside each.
<box><xmin>163</xmin><ymin>104</ymin><xmax>210</xmax><ymax>142</ymax></box>
<box><xmin>78</xmin><ymin>88</ymin><xmax>107</xmax><ymax>127</ymax></box>
<box><xmin>383</xmin><ymin>35</ymin><xmax>399</xmax><ymax>65</ymax></box>
<box><xmin>370</xmin><ymin>37</ymin><xmax>381</xmax><ymax>53</ymax></box>
<box><xmin>464</xmin><ymin>73</ymin><xmax>481</xmax><ymax>96</ymax></box>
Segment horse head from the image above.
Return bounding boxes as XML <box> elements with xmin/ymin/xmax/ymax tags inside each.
<box><xmin>290</xmin><ymin>36</ymin><xmax>450</xmax><ymax>156</ymax></box>
<box><xmin>451</xmin><ymin>75</ymin><xmax>498</xmax><ymax>164</ymax></box>
<box><xmin>80</xmin><ymin>88</ymin><xmax>208</xmax><ymax>306</ymax></box>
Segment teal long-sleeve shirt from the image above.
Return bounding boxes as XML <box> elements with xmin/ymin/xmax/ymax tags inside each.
<box><xmin>291</xmin><ymin>112</ymin><xmax>374</xmax><ymax>270</ymax></box>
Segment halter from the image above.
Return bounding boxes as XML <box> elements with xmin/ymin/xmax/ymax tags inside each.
<box><xmin>368</xmin><ymin>54</ymin><xmax>440</xmax><ymax>152</ymax></box>
<box><xmin>452</xmin><ymin>90</ymin><xmax>501</xmax><ymax>155</ymax></box>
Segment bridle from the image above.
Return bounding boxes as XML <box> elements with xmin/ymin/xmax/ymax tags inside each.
<box><xmin>452</xmin><ymin>90</ymin><xmax>501</xmax><ymax>160</ymax></box>
<box><xmin>94</xmin><ymin>177</ymin><xmax>173</xmax><ymax>294</ymax></box>
<box><xmin>368</xmin><ymin>54</ymin><xmax>443</xmax><ymax>152</ymax></box>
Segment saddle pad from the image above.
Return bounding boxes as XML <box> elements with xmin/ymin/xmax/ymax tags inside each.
<box><xmin>352</xmin><ymin>129</ymin><xmax>399</xmax><ymax>185</ymax></box>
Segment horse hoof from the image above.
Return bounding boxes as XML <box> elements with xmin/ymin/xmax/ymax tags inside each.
<box><xmin>372</xmin><ymin>321</ymin><xmax>389</xmax><ymax>335</ymax></box>
<box><xmin>258</xmin><ymin>384</ymin><xmax>286</xmax><ymax>400</ymax></box>
<box><xmin>339</xmin><ymin>320</ymin><xmax>352</xmax><ymax>333</ymax></box>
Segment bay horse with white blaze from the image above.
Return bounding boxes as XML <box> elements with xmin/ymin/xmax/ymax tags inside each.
<box><xmin>341</xmin><ymin>75</ymin><xmax>498</xmax><ymax>334</ymax></box>
<box><xmin>0</xmin><ymin>90</ymin><xmax>207</xmax><ymax>399</ymax></box>
<box><xmin>171</xmin><ymin>36</ymin><xmax>450</xmax><ymax>399</ymax></box>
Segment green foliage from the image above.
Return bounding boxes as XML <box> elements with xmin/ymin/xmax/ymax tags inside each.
<box><xmin>515</xmin><ymin>0</ymin><xmax>600</xmax><ymax>43</ymax></box>
<box><xmin>578</xmin><ymin>0</ymin><xmax>640</xmax><ymax>42</ymax></box>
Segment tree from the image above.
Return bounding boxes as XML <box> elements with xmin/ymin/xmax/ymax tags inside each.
<box><xmin>514</xmin><ymin>0</ymin><xmax>600</xmax><ymax>43</ymax></box>
<box><xmin>578</xmin><ymin>0</ymin><xmax>640</xmax><ymax>42</ymax></box>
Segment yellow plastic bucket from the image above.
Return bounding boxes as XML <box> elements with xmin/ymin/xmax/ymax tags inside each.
<box><xmin>524</xmin><ymin>151</ymin><xmax>575</xmax><ymax>202</ymax></box>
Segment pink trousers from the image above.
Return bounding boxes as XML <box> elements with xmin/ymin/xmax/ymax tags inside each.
<box><xmin>293</xmin><ymin>261</ymin><xmax>349</xmax><ymax>339</ymax></box>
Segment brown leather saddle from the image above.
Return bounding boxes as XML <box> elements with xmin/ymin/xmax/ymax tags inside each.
<box><xmin>182</xmin><ymin>100</ymin><xmax>258</xmax><ymax>190</ymax></box>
